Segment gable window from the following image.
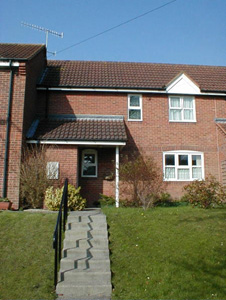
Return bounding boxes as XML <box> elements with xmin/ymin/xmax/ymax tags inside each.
<box><xmin>82</xmin><ymin>149</ymin><xmax>97</xmax><ymax>177</ymax></box>
<box><xmin>163</xmin><ymin>151</ymin><xmax>204</xmax><ymax>181</ymax></box>
<box><xmin>47</xmin><ymin>162</ymin><xmax>59</xmax><ymax>179</ymax></box>
<box><xmin>128</xmin><ymin>94</ymin><xmax>142</xmax><ymax>121</ymax></box>
<box><xmin>169</xmin><ymin>96</ymin><xmax>196</xmax><ymax>122</ymax></box>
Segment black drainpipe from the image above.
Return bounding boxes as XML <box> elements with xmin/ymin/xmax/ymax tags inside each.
<box><xmin>45</xmin><ymin>86</ymin><xmax>49</xmax><ymax>119</ymax></box>
<box><xmin>2</xmin><ymin>60</ymin><xmax>14</xmax><ymax>198</ymax></box>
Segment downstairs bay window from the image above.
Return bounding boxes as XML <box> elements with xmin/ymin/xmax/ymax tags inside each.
<box><xmin>163</xmin><ymin>151</ymin><xmax>204</xmax><ymax>181</ymax></box>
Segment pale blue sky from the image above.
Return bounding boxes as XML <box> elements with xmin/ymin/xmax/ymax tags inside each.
<box><xmin>1</xmin><ymin>0</ymin><xmax>226</xmax><ymax>65</ymax></box>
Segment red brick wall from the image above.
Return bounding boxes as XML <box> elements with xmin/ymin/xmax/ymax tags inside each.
<box><xmin>45</xmin><ymin>145</ymin><xmax>78</xmax><ymax>187</ymax></box>
<box><xmin>35</xmin><ymin>90</ymin><xmax>226</xmax><ymax>201</ymax></box>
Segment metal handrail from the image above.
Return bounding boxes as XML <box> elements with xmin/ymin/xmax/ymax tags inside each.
<box><xmin>53</xmin><ymin>178</ymin><xmax>68</xmax><ymax>287</ymax></box>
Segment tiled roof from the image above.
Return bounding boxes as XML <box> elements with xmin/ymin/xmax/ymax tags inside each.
<box><xmin>39</xmin><ymin>60</ymin><xmax>226</xmax><ymax>92</ymax></box>
<box><xmin>0</xmin><ymin>43</ymin><xmax>45</xmax><ymax>60</ymax></box>
<box><xmin>29</xmin><ymin>116</ymin><xmax>127</xmax><ymax>142</ymax></box>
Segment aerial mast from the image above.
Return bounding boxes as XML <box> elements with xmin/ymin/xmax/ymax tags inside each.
<box><xmin>21</xmin><ymin>22</ymin><xmax>63</xmax><ymax>55</ymax></box>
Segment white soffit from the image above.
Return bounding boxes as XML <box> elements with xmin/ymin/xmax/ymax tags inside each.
<box><xmin>166</xmin><ymin>73</ymin><xmax>200</xmax><ymax>95</ymax></box>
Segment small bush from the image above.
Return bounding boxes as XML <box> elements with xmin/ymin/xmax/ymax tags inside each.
<box><xmin>0</xmin><ymin>198</ymin><xmax>10</xmax><ymax>202</ymax></box>
<box><xmin>45</xmin><ymin>184</ymin><xmax>86</xmax><ymax>211</ymax></box>
<box><xmin>119</xmin><ymin>198</ymin><xmax>140</xmax><ymax>207</ymax></box>
<box><xmin>183</xmin><ymin>175</ymin><xmax>226</xmax><ymax>208</ymax></box>
<box><xmin>153</xmin><ymin>192</ymin><xmax>173</xmax><ymax>207</ymax></box>
<box><xmin>99</xmin><ymin>194</ymin><xmax>115</xmax><ymax>207</ymax></box>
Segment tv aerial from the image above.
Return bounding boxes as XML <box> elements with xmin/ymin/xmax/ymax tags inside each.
<box><xmin>21</xmin><ymin>22</ymin><xmax>63</xmax><ymax>56</ymax></box>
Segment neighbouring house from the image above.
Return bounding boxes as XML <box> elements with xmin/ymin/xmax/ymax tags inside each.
<box><xmin>1</xmin><ymin>43</ymin><xmax>226</xmax><ymax>209</ymax></box>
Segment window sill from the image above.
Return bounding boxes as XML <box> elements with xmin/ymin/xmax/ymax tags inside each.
<box><xmin>169</xmin><ymin>120</ymin><xmax>197</xmax><ymax>123</ymax></box>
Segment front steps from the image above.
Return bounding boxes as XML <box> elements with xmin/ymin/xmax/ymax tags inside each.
<box><xmin>56</xmin><ymin>209</ymin><xmax>112</xmax><ymax>300</ymax></box>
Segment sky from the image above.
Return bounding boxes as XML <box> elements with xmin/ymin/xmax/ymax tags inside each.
<box><xmin>1</xmin><ymin>0</ymin><xmax>226</xmax><ymax>66</ymax></box>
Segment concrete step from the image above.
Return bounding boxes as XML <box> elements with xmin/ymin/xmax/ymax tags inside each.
<box><xmin>67</xmin><ymin>215</ymin><xmax>107</xmax><ymax>224</ymax></box>
<box><xmin>65</xmin><ymin>229</ymin><xmax>108</xmax><ymax>239</ymax></box>
<box><xmin>67</xmin><ymin>221</ymin><xmax>107</xmax><ymax>230</ymax></box>
<box><xmin>56</xmin><ymin>283</ymin><xmax>112</xmax><ymax>299</ymax></box>
<box><xmin>60</xmin><ymin>258</ymin><xmax>111</xmax><ymax>272</ymax></box>
<box><xmin>63</xmin><ymin>248</ymin><xmax>110</xmax><ymax>260</ymax></box>
<box><xmin>59</xmin><ymin>270</ymin><xmax>111</xmax><ymax>283</ymax></box>
<box><xmin>63</xmin><ymin>238</ymin><xmax>109</xmax><ymax>249</ymax></box>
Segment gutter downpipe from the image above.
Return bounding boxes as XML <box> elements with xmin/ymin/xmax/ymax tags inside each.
<box><xmin>3</xmin><ymin>60</ymin><xmax>14</xmax><ymax>198</ymax></box>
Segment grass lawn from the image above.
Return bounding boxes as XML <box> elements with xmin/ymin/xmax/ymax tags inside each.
<box><xmin>0</xmin><ymin>211</ymin><xmax>57</xmax><ymax>300</ymax></box>
<box><xmin>103</xmin><ymin>206</ymin><xmax>226</xmax><ymax>300</ymax></box>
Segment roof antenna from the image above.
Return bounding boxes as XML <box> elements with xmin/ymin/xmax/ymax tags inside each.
<box><xmin>21</xmin><ymin>22</ymin><xmax>63</xmax><ymax>56</ymax></box>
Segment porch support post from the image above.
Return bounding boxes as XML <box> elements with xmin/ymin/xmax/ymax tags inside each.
<box><xmin>115</xmin><ymin>146</ymin><xmax>119</xmax><ymax>208</ymax></box>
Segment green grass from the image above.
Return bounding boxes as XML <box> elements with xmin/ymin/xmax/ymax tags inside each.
<box><xmin>103</xmin><ymin>206</ymin><xmax>226</xmax><ymax>300</ymax></box>
<box><xmin>0</xmin><ymin>211</ymin><xmax>57</xmax><ymax>300</ymax></box>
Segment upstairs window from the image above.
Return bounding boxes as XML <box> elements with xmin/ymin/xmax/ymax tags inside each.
<box><xmin>169</xmin><ymin>96</ymin><xmax>196</xmax><ymax>122</ymax></box>
<box><xmin>128</xmin><ymin>94</ymin><xmax>142</xmax><ymax>121</ymax></box>
<box><xmin>163</xmin><ymin>151</ymin><xmax>204</xmax><ymax>181</ymax></box>
<box><xmin>82</xmin><ymin>149</ymin><xmax>98</xmax><ymax>177</ymax></box>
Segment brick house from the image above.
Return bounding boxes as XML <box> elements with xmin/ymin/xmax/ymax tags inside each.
<box><xmin>1</xmin><ymin>43</ymin><xmax>226</xmax><ymax>209</ymax></box>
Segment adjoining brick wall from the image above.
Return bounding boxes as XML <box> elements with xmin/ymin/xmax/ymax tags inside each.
<box><xmin>0</xmin><ymin>67</ymin><xmax>26</xmax><ymax>209</ymax></box>
<box><xmin>0</xmin><ymin>48</ymin><xmax>46</xmax><ymax>209</ymax></box>
<box><xmin>23</xmin><ymin>49</ymin><xmax>46</xmax><ymax>135</ymax></box>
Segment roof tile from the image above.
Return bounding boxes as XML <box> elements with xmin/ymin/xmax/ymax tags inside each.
<box><xmin>39</xmin><ymin>60</ymin><xmax>226</xmax><ymax>92</ymax></box>
<box><xmin>0</xmin><ymin>43</ymin><xmax>45</xmax><ymax>60</ymax></box>
<box><xmin>30</xmin><ymin>117</ymin><xmax>127</xmax><ymax>142</ymax></box>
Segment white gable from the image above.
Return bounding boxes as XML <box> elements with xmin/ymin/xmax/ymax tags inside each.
<box><xmin>166</xmin><ymin>73</ymin><xmax>200</xmax><ymax>95</ymax></box>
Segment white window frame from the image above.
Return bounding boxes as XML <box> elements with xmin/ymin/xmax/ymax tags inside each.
<box><xmin>47</xmin><ymin>162</ymin><xmax>59</xmax><ymax>179</ymax></box>
<box><xmin>128</xmin><ymin>94</ymin><xmax>142</xmax><ymax>121</ymax></box>
<box><xmin>169</xmin><ymin>96</ymin><xmax>196</xmax><ymax>122</ymax></box>
<box><xmin>163</xmin><ymin>150</ymin><xmax>204</xmax><ymax>181</ymax></box>
<box><xmin>81</xmin><ymin>149</ymin><xmax>98</xmax><ymax>178</ymax></box>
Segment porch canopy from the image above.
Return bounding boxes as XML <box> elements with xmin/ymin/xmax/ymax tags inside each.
<box><xmin>27</xmin><ymin>114</ymin><xmax>127</xmax><ymax>207</ymax></box>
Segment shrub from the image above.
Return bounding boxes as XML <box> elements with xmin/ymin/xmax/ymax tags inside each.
<box><xmin>0</xmin><ymin>198</ymin><xmax>10</xmax><ymax>202</ymax></box>
<box><xmin>153</xmin><ymin>192</ymin><xmax>173</xmax><ymax>207</ymax></box>
<box><xmin>45</xmin><ymin>184</ymin><xmax>86</xmax><ymax>211</ymax></box>
<box><xmin>119</xmin><ymin>153</ymin><xmax>166</xmax><ymax>209</ymax></box>
<box><xmin>99</xmin><ymin>194</ymin><xmax>115</xmax><ymax>207</ymax></box>
<box><xmin>20</xmin><ymin>146</ymin><xmax>50</xmax><ymax>208</ymax></box>
<box><xmin>183</xmin><ymin>175</ymin><xmax>226</xmax><ymax>208</ymax></box>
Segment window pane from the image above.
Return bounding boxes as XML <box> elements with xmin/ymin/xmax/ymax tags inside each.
<box><xmin>165</xmin><ymin>154</ymin><xmax>175</xmax><ymax>166</ymax></box>
<box><xmin>84</xmin><ymin>154</ymin><xmax>95</xmax><ymax>164</ymax></box>
<box><xmin>192</xmin><ymin>155</ymin><xmax>201</xmax><ymax>166</ymax></box>
<box><xmin>178</xmin><ymin>169</ymin><xmax>190</xmax><ymax>180</ymax></box>
<box><xmin>183</xmin><ymin>97</ymin><xmax>193</xmax><ymax>108</ymax></box>
<box><xmin>130</xmin><ymin>95</ymin><xmax>140</xmax><ymax>107</ymax></box>
<box><xmin>129</xmin><ymin>109</ymin><xmax>141</xmax><ymax>119</ymax></box>
<box><xmin>184</xmin><ymin>109</ymin><xmax>194</xmax><ymax>120</ymax></box>
<box><xmin>170</xmin><ymin>109</ymin><xmax>182</xmax><ymax>120</ymax></box>
<box><xmin>170</xmin><ymin>97</ymin><xmax>180</xmax><ymax>108</ymax></box>
<box><xmin>192</xmin><ymin>167</ymin><xmax>202</xmax><ymax>179</ymax></box>
<box><xmin>179</xmin><ymin>155</ymin><xmax>188</xmax><ymax>166</ymax></box>
<box><xmin>83</xmin><ymin>166</ymin><xmax>96</xmax><ymax>176</ymax></box>
<box><xmin>165</xmin><ymin>167</ymin><xmax>175</xmax><ymax>179</ymax></box>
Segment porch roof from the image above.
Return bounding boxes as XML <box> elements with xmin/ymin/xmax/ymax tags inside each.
<box><xmin>27</xmin><ymin>115</ymin><xmax>127</xmax><ymax>144</ymax></box>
